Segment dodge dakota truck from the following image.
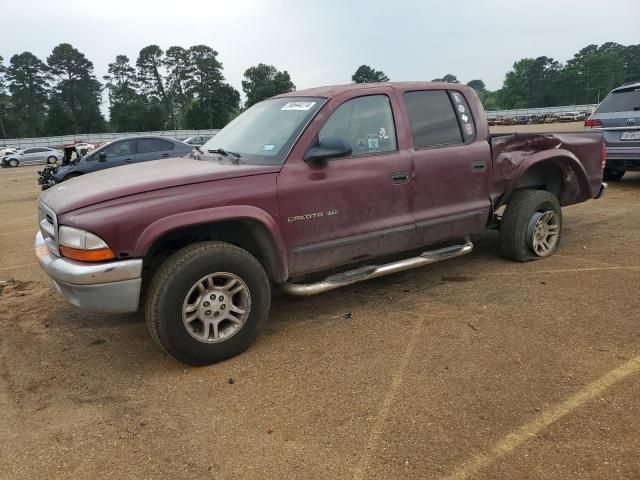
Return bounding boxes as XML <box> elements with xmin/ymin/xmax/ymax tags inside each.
<box><xmin>35</xmin><ymin>82</ymin><xmax>607</xmax><ymax>365</ymax></box>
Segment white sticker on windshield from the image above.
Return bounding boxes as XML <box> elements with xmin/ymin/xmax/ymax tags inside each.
<box><xmin>262</xmin><ymin>144</ymin><xmax>276</xmax><ymax>151</ymax></box>
<box><xmin>281</xmin><ymin>101</ymin><xmax>316</xmax><ymax>111</ymax></box>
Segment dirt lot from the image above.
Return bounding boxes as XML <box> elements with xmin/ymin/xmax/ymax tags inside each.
<box><xmin>1</xmin><ymin>160</ymin><xmax>639</xmax><ymax>479</ymax></box>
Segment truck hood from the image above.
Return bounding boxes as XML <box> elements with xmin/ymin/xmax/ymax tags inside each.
<box><xmin>40</xmin><ymin>157</ymin><xmax>281</xmax><ymax>214</ymax></box>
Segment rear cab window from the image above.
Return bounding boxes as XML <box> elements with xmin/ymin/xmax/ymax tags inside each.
<box><xmin>596</xmin><ymin>86</ymin><xmax>640</xmax><ymax>113</ymax></box>
<box><xmin>403</xmin><ymin>90</ymin><xmax>475</xmax><ymax>148</ymax></box>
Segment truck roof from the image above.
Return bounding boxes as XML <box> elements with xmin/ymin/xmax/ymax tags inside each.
<box><xmin>276</xmin><ymin>81</ymin><xmax>470</xmax><ymax>99</ymax></box>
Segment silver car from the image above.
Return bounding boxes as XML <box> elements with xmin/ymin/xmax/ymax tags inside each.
<box><xmin>586</xmin><ymin>81</ymin><xmax>640</xmax><ymax>181</ymax></box>
<box><xmin>2</xmin><ymin>147</ymin><xmax>64</xmax><ymax>167</ymax></box>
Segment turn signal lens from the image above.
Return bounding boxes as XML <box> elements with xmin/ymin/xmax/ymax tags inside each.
<box><xmin>59</xmin><ymin>246</ymin><xmax>115</xmax><ymax>262</ymax></box>
<box><xmin>58</xmin><ymin>226</ymin><xmax>114</xmax><ymax>262</ymax></box>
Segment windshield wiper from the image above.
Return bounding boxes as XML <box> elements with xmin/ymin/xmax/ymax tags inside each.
<box><xmin>208</xmin><ymin>148</ymin><xmax>242</xmax><ymax>163</ymax></box>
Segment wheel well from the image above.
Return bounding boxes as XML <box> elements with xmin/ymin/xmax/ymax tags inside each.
<box><xmin>502</xmin><ymin>159</ymin><xmax>584</xmax><ymax>208</ymax></box>
<box><xmin>143</xmin><ymin>219</ymin><xmax>281</xmax><ymax>283</ymax></box>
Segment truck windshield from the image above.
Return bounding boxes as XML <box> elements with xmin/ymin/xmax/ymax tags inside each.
<box><xmin>200</xmin><ymin>96</ymin><xmax>325</xmax><ymax>165</ymax></box>
<box><xmin>596</xmin><ymin>87</ymin><xmax>640</xmax><ymax>113</ymax></box>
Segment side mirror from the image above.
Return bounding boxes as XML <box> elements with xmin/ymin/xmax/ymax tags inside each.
<box><xmin>98</xmin><ymin>152</ymin><xmax>107</xmax><ymax>162</ymax></box>
<box><xmin>304</xmin><ymin>137</ymin><xmax>352</xmax><ymax>163</ymax></box>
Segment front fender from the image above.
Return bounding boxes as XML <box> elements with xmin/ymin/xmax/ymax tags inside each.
<box><xmin>133</xmin><ymin>205</ymin><xmax>288</xmax><ymax>281</ymax></box>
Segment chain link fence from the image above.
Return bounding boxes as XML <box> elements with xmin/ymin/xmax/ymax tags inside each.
<box><xmin>0</xmin><ymin>129</ymin><xmax>220</xmax><ymax>149</ymax></box>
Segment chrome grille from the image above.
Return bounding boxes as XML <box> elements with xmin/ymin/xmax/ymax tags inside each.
<box><xmin>38</xmin><ymin>201</ymin><xmax>60</xmax><ymax>256</ymax></box>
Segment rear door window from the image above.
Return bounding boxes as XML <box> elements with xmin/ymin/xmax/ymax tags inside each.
<box><xmin>404</xmin><ymin>90</ymin><xmax>463</xmax><ymax>148</ymax></box>
<box><xmin>160</xmin><ymin>139</ymin><xmax>175</xmax><ymax>151</ymax></box>
<box><xmin>319</xmin><ymin>95</ymin><xmax>397</xmax><ymax>156</ymax></box>
<box><xmin>596</xmin><ymin>87</ymin><xmax>640</xmax><ymax>113</ymax></box>
<box><xmin>137</xmin><ymin>139</ymin><xmax>165</xmax><ymax>154</ymax></box>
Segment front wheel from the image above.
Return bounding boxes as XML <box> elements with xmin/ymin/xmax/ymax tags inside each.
<box><xmin>8</xmin><ymin>159</ymin><xmax>19</xmax><ymax>167</ymax></box>
<box><xmin>46</xmin><ymin>156</ymin><xmax>57</xmax><ymax>164</ymax></box>
<box><xmin>603</xmin><ymin>168</ymin><xmax>625</xmax><ymax>181</ymax></box>
<box><xmin>499</xmin><ymin>190</ymin><xmax>562</xmax><ymax>262</ymax></box>
<box><xmin>145</xmin><ymin>241</ymin><xmax>271</xmax><ymax>365</ymax></box>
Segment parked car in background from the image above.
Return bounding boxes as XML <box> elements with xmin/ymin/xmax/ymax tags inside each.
<box><xmin>183</xmin><ymin>135</ymin><xmax>214</xmax><ymax>146</ymax></box>
<box><xmin>585</xmin><ymin>80</ymin><xmax>640</xmax><ymax>181</ymax></box>
<box><xmin>2</xmin><ymin>147</ymin><xmax>63</xmax><ymax>167</ymax></box>
<box><xmin>557</xmin><ymin>111</ymin><xmax>578</xmax><ymax>122</ymax></box>
<box><xmin>37</xmin><ymin>136</ymin><xmax>193</xmax><ymax>189</ymax></box>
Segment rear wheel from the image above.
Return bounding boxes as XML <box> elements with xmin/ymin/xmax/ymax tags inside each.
<box><xmin>603</xmin><ymin>168</ymin><xmax>625</xmax><ymax>181</ymax></box>
<box><xmin>145</xmin><ymin>241</ymin><xmax>271</xmax><ymax>365</ymax></box>
<box><xmin>500</xmin><ymin>190</ymin><xmax>562</xmax><ymax>262</ymax></box>
<box><xmin>46</xmin><ymin>156</ymin><xmax>57</xmax><ymax>164</ymax></box>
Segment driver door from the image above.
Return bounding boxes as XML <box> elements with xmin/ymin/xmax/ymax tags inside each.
<box><xmin>277</xmin><ymin>90</ymin><xmax>415</xmax><ymax>276</ymax></box>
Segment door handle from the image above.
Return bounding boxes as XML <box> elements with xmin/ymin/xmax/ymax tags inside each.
<box><xmin>471</xmin><ymin>160</ymin><xmax>487</xmax><ymax>172</ymax></box>
<box><xmin>391</xmin><ymin>172</ymin><xmax>410</xmax><ymax>184</ymax></box>
<box><xmin>124</xmin><ymin>158</ymin><xmax>133</xmax><ymax>163</ymax></box>
<box><xmin>161</xmin><ymin>153</ymin><xmax>169</xmax><ymax>158</ymax></box>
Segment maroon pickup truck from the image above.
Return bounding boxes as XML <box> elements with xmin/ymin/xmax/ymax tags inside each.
<box><xmin>35</xmin><ymin>82</ymin><xmax>606</xmax><ymax>365</ymax></box>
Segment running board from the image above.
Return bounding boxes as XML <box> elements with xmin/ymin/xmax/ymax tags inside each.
<box><xmin>280</xmin><ymin>240</ymin><xmax>473</xmax><ymax>296</ymax></box>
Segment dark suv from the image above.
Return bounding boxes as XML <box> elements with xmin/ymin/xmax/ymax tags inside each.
<box><xmin>585</xmin><ymin>81</ymin><xmax>640</xmax><ymax>181</ymax></box>
<box><xmin>38</xmin><ymin>136</ymin><xmax>193</xmax><ymax>189</ymax></box>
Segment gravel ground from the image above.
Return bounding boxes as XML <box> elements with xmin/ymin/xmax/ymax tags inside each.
<box><xmin>0</xmin><ymin>160</ymin><xmax>639</xmax><ymax>479</ymax></box>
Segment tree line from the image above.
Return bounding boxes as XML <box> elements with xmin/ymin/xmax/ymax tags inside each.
<box><xmin>353</xmin><ymin>43</ymin><xmax>639</xmax><ymax>110</ymax></box>
<box><xmin>0</xmin><ymin>43</ymin><xmax>295</xmax><ymax>138</ymax></box>
<box><xmin>0</xmin><ymin>41</ymin><xmax>638</xmax><ymax>138</ymax></box>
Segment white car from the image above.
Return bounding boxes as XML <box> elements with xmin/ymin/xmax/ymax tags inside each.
<box><xmin>2</xmin><ymin>147</ymin><xmax>64</xmax><ymax>167</ymax></box>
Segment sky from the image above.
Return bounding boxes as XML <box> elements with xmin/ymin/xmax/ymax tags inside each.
<box><xmin>2</xmin><ymin>0</ymin><xmax>639</xmax><ymax>103</ymax></box>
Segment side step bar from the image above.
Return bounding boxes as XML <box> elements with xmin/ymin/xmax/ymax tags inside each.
<box><xmin>280</xmin><ymin>240</ymin><xmax>473</xmax><ymax>296</ymax></box>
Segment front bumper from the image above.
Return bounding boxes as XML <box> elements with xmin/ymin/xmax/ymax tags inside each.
<box><xmin>35</xmin><ymin>232</ymin><xmax>143</xmax><ymax>313</ymax></box>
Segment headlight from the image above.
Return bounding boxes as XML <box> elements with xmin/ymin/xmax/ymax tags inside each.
<box><xmin>58</xmin><ymin>226</ymin><xmax>114</xmax><ymax>261</ymax></box>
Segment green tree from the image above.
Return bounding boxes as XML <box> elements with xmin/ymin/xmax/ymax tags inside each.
<box><xmin>184</xmin><ymin>45</ymin><xmax>239</xmax><ymax>128</ymax></box>
<box><xmin>559</xmin><ymin>43</ymin><xmax>626</xmax><ymax>104</ymax></box>
<box><xmin>351</xmin><ymin>65</ymin><xmax>389</xmax><ymax>83</ymax></box>
<box><xmin>241</xmin><ymin>63</ymin><xmax>295</xmax><ymax>108</ymax></box>
<box><xmin>104</xmin><ymin>55</ymin><xmax>148</xmax><ymax>131</ymax></box>
<box><xmin>0</xmin><ymin>55</ymin><xmax>8</xmax><ymax>137</ymax></box>
<box><xmin>136</xmin><ymin>45</ymin><xmax>168</xmax><ymax>106</ymax></box>
<box><xmin>46</xmin><ymin>43</ymin><xmax>105</xmax><ymax>134</ymax></box>
<box><xmin>432</xmin><ymin>74</ymin><xmax>459</xmax><ymax>83</ymax></box>
<box><xmin>164</xmin><ymin>46</ymin><xmax>194</xmax><ymax>127</ymax></box>
<box><xmin>6</xmin><ymin>52</ymin><xmax>50</xmax><ymax>137</ymax></box>
<box><xmin>622</xmin><ymin>44</ymin><xmax>640</xmax><ymax>83</ymax></box>
<box><xmin>466</xmin><ymin>79</ymin><xmax>486</xmax><ymax>92</ymax></box>
<box><xmin>499</xmin><ymin>56</ymin><xmax>561</xmax><ymax>108</ymax></box>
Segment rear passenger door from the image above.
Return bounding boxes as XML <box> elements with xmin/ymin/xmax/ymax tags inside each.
<box><xmin>136</xmin><ymin>138</ymin><xmax>173</xmax><ymax>163</ymax></box>
<box><xmin>404</xmin><ymin>89</ymin><xmax>492</xmax><ymax>247</ymax></box>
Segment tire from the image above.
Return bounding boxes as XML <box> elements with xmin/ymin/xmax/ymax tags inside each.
<box><xmin>145</xmin><ymin>241</ymin><xmax>271</xmax><ymax>365</ymax></box>
<box><xmin>8</xmin><ymin>159</ymin><xmax>18</xmax><ymax>167</ymax></box>
<box><xmin>499</xmin><ymin>189</ymin><xmax>562</xmax><ymax>262</ymax></box>
<box><xmin>46</xmin><ymin>156</ymin><xmax>57</xmax><ymax>164</ymax></box>
<box><xmin>603</xmin><ymin>168</ymin><xmax>625</xmax><ymax>182</ymax></box>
